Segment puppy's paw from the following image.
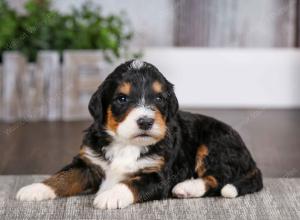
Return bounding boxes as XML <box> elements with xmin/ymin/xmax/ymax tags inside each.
<box><xmin>93</xmin><ymin>183</ymin><xmax>134</xmax><ymax>209</ymax></box>
<box><xmin>16</xmin><ymin>183</ymin><xmax>56</xmax><ymax>201</ymax></box>
<box><xmin>172</xmin><ymin>179</ymin><xmax>206</xmax><ymax>198</ymax></box>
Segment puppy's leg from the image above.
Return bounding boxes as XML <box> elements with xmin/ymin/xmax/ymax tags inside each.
<box><xmin>172</xmin><ymin>176</ymin><xmax>218</xmax><ymax>198</ymax></box>
<box><xmin>93</xmin><ymin>173</ymin><xmax>168</xmax><ymax>209</ymax></box>
<box><xmin>16</xmin><ymin>156</ymin><xmax>104</xmax><ymax>201</ymax></box>
<box><xmin>171</xmin><ymin>143</ymin><xmax>218</xmax><ymax>198</ymax></box>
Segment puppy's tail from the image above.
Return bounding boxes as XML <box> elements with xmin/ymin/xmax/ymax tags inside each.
<box><xmin>221</xmin><ymin>168</ymin><xmax>263</xmax><ymax>198</ymax></box>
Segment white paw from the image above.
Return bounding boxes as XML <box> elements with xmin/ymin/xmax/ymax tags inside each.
<box><xmin>172</xmin><ymin>179</ymin><xmax>206</xmax><ymax>198</ymax></box>
<box><xmin>221</xmin><ymin>184</ymin><xmax>238</xmax><ymax>198</ymax></box>
<box><xmin>93</xmin><ymin>183</ymin><xmax>134</xmax><ymax>209</ymax></box>
<box><xmin>16</xmin><ymin>183</ymin><xmax>56</xmax><ymax>201</ymax></box>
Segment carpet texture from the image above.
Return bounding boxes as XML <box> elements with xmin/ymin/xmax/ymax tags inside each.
<box><xmin>0</xmin><ymin>176</ymin><xmax>299</xmax><ymax>220</ymax></box>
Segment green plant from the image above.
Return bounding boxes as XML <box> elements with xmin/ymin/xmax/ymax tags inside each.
<box><xmin>0</xmin><ymin>0</ymin><xmax>134</xmax><ymax>62</ymax></box>
<box><xmin>0</xmin><ymin>0</ymin><xmax>18</xmax><ymax>51</ymax></box>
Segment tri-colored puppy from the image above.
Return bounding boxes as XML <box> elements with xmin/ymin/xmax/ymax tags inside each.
<box><xmin>16</xmin><ymin>60</ymin><xmax>263</xmax><ymax>209</ymax></box>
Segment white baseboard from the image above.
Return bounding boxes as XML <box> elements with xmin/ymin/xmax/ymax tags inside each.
<box><xmin>142</xmin><ymin>48</ymin><xmax>300</xmax><ymax>108</ymax></box>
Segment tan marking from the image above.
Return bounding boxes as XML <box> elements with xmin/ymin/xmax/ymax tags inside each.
<box><xmin>79</xmin><ymin>148</ymin><xmax>98</xmax><ymax>167</ymax></box>
<box><xmin>106</xmin><ymin>106</ymin><xmax>119</xmax><ymax>132</ymax></box>
<box><xmin>246</xmin><ymin>168</ymin><xmax>258</xmax><ymax>178</ymax></box>
<box><xmin>154</xmin><ymin>110</ymin><xmax>167</xmax><ymax>140</ymax></box>
<box><xmin>79</xmin><ymin>147</ymin><xmax>85</xmax><ymax>157</ymax></box>
<box><xmin>121</xmin><ymin>179</ymin><xmax>139</xmax><ymax>202</ymax></box>
<box><xmin>127</xmin><ymin>176</ymin><xmax>142</xmax><ymax>181</ymax></box>
<box><xmin>141</xmin><ymin>157</ymin><xmax>165</xmax><ymax>173</ymax></box>
<box><xmin>44</xmin><ymin>147</ymin><xmax>105</xmax><ymax>197</ymax></box>
<box><xmin>152</xmin><ymin>81</ymin><xmax>163</xmax><ymax>93</ymax></box>
<box><xmin>118</xmin><ymin>82</ymin><xmax>131</xmax><ymax>95</ymax></box>
<box><xmin>195</xmin><ymin>144</ymin><xmax>209</xmax><ymax>177</ymax></box>
<box><xmin>203</xmin><ymin>176</ymin><xmax>218</xmax><ymax>190</ymax></box>
<box><xmin>106</xmin><ymin>106</ymin><xmax>134</xmax><ymax>132</ymax></box>
<box><xmin>43</xmin><ymin>169</ymin><xmax>85</xmax><ymax>197</ymax></box>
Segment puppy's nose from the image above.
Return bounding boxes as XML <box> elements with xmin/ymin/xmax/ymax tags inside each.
<box><xmin>137</xmin><ymin>117</ymin><xmax>154</xmax><ymax>130</ymax></box>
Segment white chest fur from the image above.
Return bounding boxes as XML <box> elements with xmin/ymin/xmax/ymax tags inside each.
<box><xmin>100</xmin><ymin>143</ymin><xmax>143</xmax><ymax>192</ymax></box>
<box><xmin>83</xmin><ymin>143</ymin><xmax>159</xmax><ymax>192</ymax></box>
<box><xmin>105</xmin><ymin>143</ymin><xmax>143</xmax><ymax>173</ymax></box>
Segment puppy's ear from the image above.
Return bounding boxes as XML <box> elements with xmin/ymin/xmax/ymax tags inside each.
<box><xmin>166</xmin><ymin>81</ymin><xmax>179</xmax><ymax>120</ymax></box>
<box><xmin>88</xmin><ymin>79</ymin><xmax>111</xmax><ymax>123</ymax></box>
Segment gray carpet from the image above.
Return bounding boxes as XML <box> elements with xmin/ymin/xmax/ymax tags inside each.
<box><xmin>0</xmin><ymin>176</ymin><xmax>299</xmax><ymax>220</ymax></box>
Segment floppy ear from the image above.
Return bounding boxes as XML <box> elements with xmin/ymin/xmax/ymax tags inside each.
<box><xmin>88</xmin><ymin>87</ymin><xmax>104</xmax><ymax>122</ymax></box>
<box><xmin>88</xmin><ymin>79</ymin><xmax>111</xmax><ymax>123</ymax></box>
<box><xmin>166</xmin><ymin>81</ymin><xmax>179</xmax><ymax>120</ymax></box>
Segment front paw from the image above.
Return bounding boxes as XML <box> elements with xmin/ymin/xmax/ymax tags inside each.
<box><xmin>93</xmin><ymin>183</ymin><xmax>134</xmax><ymax>209</ymax></box>
<box><xmin>16</xmin><ymin>183</ymin><xmax>56</xmax><ymax>201</ymax></box>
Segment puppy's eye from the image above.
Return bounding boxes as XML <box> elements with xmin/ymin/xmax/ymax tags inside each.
<box><xmin>154</xmin><ymin>95</ymin><xmax>163</xmax><ymax>103</ymax></box>
<box><xmin>116</xmin><ymin>95</ymin><xmax>128</xmax><ymax>104</ymax></box>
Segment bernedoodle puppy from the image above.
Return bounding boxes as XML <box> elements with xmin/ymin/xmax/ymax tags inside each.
<box><xmin>16</xmin><ymin>60</ymin><xmax>263</xmax><ymax>209</ymax></box>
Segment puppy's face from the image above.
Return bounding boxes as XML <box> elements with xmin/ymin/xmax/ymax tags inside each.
<box><xmin>89</xmin><ymin>60</ymin><xmax>178</xmax><ymax>146</ymax></box>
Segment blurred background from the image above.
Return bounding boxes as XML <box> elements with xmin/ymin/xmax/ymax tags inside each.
<box><xmin>0</xmin><ymin>0</ymin><xmax>299</xmax><ymax>177</ymax></box>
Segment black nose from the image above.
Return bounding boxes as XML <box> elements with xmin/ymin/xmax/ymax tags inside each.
<box><xmin>137</xmin><ymin>117</ymin><xmax>154</xmax><ymax>130</ymax></box>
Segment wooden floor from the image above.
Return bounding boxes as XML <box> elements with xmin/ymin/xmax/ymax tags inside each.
<box><xmin>0</xmin><ymin>108</ymin><xmax>299</xmax><ymax>177</ymax></box>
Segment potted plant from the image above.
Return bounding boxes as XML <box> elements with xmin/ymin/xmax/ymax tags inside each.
<box><xmin>0</xmin><ymin>0</ymin><xmax>137</xmax><ymax>121</ymax></box>
<box><xmin>0</xmin><ymin>0</ymin><xmax>135</xmax><ymax>62</ymax></box>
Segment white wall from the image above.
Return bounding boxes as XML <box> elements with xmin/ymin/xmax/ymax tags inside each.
<box><xmin>143</xmin><ymin>48</ymin><xmax>300</xmax><ymax>108</ymax></box>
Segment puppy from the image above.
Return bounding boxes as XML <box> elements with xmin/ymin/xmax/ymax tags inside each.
<box><xmin>17</xmin><ymin>60</ymin><xmax>263</xmax><ymax>209</ymax></box>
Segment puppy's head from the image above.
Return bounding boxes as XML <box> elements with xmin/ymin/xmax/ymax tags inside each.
<box><xmin>88</xmin><ymin>60</ymin><xmax>178</xmax><ymax>146</ymax></box>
